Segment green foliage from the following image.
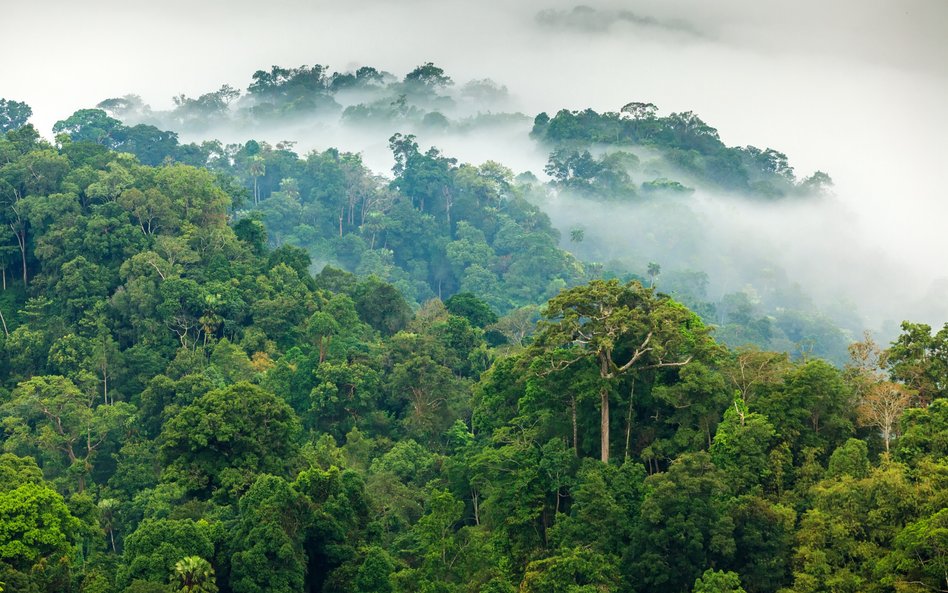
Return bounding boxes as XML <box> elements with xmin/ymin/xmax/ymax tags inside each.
<box><xmin>159</xmin><ymin>382</ymin><xmax>301</xmax><ymax>499</ymax></box>
<box><xmin>172</xmin><ymin>555</ymin><xmax>217</xmax><ymax>593</ymax></box>
<box><xmin>532</xmin><ymin>106</ymin><xmax>818</xmax><ymax>198</ymax></box>
<box><xmin>353</xmin><ymin>276</ymin><xmax>413</xmax><ymax>336</ymax></box>
<box><xmin>728</xmin><ymin>495</ymin><xmax>794</xmax><ymax>592</ymax></box>
<box><xmin>521</xmin><ymin>547</ymin><xmax>620</xmax><ymax>593</ymax></box>
<box><xmin>757</xmin><ymin>360</ymin><xmax>854</xmax><ymax>461</ymax></box>
<box><xmin>53</xmin><ymin>109</ymin><xmax>123</xmax><ymax>146</ymax></box>
<box><xmin>896</xmin><ymin>398</ymin><xmax>948</xmax><ymax>466</ymax></box>
<box><xmin>404</xmin><ymin>62</ymin><xmax>453</xmax><ymax>91</ymax></box>
<box><xmin>444</xmin><ymin>292</ymin><xmax>498</xmax><ymax>328</ymax></box>
<box><xmin>0</xmin><ymin>99</ymin><xmax>32</xmax><ymax>134</ymax></box>
<box><xmin>887</xmin><ymin>321</ymin><xmax>948</xmax><ymax>402</ymax></box>
<box><xmin>631</xmin><ymin>452</ymin><xmax>735</xmax><ymax>593</ymax></box>
<box><xmin>826</xmin><ymin>438</ymin><xmax>870</xmax><ymax>479</ymax></box>
<box><xmin>711</xmin><ymin>402</ymin><xmax>777</xmax><ymax>495</ymax></box>
<box><xmin>122</xmin><ymin>581</ymin><xmax>173</xmax><ymax>593</ymax></box>
<box><xmin>118</xmin><ymin>519</ymin><xmax>213</xmax><ymax>588</ymax></box>
<box><xmin>787</xmin><ymin>460</ymin><xmax>918</xmax><ymax>592</ymax></box>
<box><xmin>533</xmin><ymin>278</ymin><xmax>714</xmax><ymax>462</ymax></box>
<box><xmin>354</xmin><ymin>546</ymin><xmax>394</xmax><ymax>593</ymax></box>
<box><xmin>692</xmin><ymin>569</ymin><xmax>746</xmax><ymax>593</ymax></box>
<box><xmin>0</xmin><ymin>480</ymin><xmax>79</xmax><ymax>569</ymax></box>
<box><xmin>3</xmin><ymin>375</ymin><xmax>134</xmax><ymax>493</ymax></box>
<box><xmin>879</xmin><ymin>508</ymin><xmax>948</xmax><ymax>592</ymax></box>
<box><xmin>0</xmin><ymin>96</ymin><xmax>940</xmax><ymax>593</ymax></box>
<box><xmin>229</xmin><ymin>475</ymin><xmax>310</xmax><ymax>593</ymax></box>
<box><xmin>544</xmin><ymin>148</ymin><xmax>637</xmax><ymax>198</ymax></box>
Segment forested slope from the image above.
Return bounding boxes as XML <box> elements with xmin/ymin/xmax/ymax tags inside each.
<box><xmin>0</xmin><ymin>90</ymin><xmax>946</xmax><ymax>593</ymax></box>
<box><xmin>39</xmin><ymin>63</ymin><xmax>858</xmax><ymax>363</ymax></box>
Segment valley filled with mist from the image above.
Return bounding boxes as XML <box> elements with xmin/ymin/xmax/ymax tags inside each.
<box><xmin>1</xmin><ymin>2</ymin><xmax>946</xmax><ymax>593</ymax></box>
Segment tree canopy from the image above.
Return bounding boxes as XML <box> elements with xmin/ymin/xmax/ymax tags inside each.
<box><xmin>0</xmin><ymin>88</ymin><xmax>941</xmax><ymax>593</ymax></box>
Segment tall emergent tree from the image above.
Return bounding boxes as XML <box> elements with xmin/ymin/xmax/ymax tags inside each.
<box><xmin>0</xmin><ymin>99</ymin><xmax>32</xmax><ymax>133</ymax></box>
<box><xmin>534</xmin><ymin>279</ymin><xmax>711</xmax><ymax>463</ymax></box>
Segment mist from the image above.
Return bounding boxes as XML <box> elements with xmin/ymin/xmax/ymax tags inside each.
<box><xmin>539</xmin><ymin>188</ymin><xmax>946</xmax><ymax>334</ymax></box>
<box><xmin>4</xmin><ymin>0</ymin><xmax>946</xmax><ymax>336</ymax></box>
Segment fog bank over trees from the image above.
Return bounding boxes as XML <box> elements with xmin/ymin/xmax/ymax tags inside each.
<box><xmin>5</xmin><ymin>0</ymin><xmax>946</xmax><ymax>328</ymax></box>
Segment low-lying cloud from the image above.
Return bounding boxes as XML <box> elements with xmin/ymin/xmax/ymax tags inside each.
<box><xmin>3</xmin><ymin>0</ymin><xmax>946</xmax><ymax>337</ymax></box>
<box><xmin>535</xmin><ymin>5</ymin><xmax>704</xmax><ymax>37</ymax></box>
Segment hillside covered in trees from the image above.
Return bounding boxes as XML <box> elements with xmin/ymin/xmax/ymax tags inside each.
<box><xmin>43</xmin><ymin>63</ymin><xmax>860</xmax><ymax>364</ymax></box>
<box><xmin>0</xmin><ymin>71</ymin><xmax>946</xmax><ymax>593</ymax></box>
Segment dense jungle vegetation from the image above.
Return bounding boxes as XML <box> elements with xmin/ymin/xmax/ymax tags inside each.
<box><xmin>77</xmin><ymin>62</ymin><xmax>851</xmax><ymax>362</ymax></box>
<box><xmin>0</xmin><ymin>66</ymin><xmax>945</xmax><ymax>593</ymax></box>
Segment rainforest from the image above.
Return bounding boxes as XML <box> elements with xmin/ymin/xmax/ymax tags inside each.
<box><xmin>1</xmin><ymin>2</ymin><xmax>946</xmax><ymax>593</ymax></box>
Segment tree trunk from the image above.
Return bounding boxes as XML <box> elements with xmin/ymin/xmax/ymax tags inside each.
<box><xmin>472</xmin><ymin>490</ymin><xmax>480</xmax><ymax>526</ymax></box>
<box><xmin>444</xmin><ymin>187</ymin><xmax>452</xmax><ymax>229</ymax></box>
<box><xmin>600</xmin><ymin>386</ymin><xmax>610</xmax><ymax>463</ymax></box>
<box><xmin>65</xmin><ymin>442</ymin><xmax>85</xmax><ymax>493</ymax></box>
<box><xmin>600</xmin><ymin>354</ymin><xmax>611</xmax><ymax>463</ymax></box>
<box><xmin>571</xmin><ymin>394</ymin><xmax>578</xmax><ymax>455</ymax></box>
<box><xmin>624</xmin><ymin>379</ymin><xmax>635</xmax><ymax>459</ymax></box>
<box><xmin>318</xmin><ymin>336</ymin><xmax>331</xmax><ymax>364</ymax></box>
<box><xmin>17</xmin><ymin>231</ymin><xmax>27</xmax><ymax>286</ymax></box>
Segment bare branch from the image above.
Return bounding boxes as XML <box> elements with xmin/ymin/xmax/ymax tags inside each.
<box><xmin>615</xmin><ymin>332</ymin><xmax>653</xmax><ymax>373</ymax></box>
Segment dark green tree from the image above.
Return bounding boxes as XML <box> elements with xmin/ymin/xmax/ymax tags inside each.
<box><xmin>159</xmin><ymin>382</ymin><xmax>301</xmax><ymax>499</ymax></box>
<box><xmin>630</xmin><ymin>452</ymin><xmax>735</xmax><ymax>593</ymax></box>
